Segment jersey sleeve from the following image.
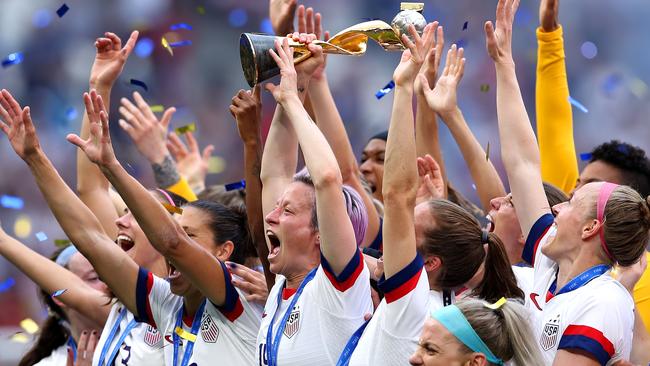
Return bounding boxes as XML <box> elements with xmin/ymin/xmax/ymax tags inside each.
<box><xmin>558</xmin><ymin>288</ymin><xmax>634</xmax><ymax>365</ymax></box>
<box><xmin>135</xmin><ymin>267</ymin><xmax>179</xmax><ymax>329</ymax></box>
<box><xmin>209</xmin><ymin>260</ymin><xmax>254</xmax><ymax>325</ymax></box>
<box><xmin>315</xmin><ymin>249</ymin><xmax>372</xmax><ymax>314</ymax></box>
<box><xmin>522</xmin><ymin>213</ymin><xmax>555</xmax><ymax>267</ymax></box>
<box><xmin>377</xmin><ymin>255</ymin><xmax>428</xmax><ymax>336</ymax></box>
<box><xmin>536</xmin><ymin>25</ymin><xmax>579</xmax><ymax>194</ymax></box>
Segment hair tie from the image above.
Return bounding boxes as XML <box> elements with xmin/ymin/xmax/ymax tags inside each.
<box><xmin>596</xmin><ymin>182</ymin><xmax>619</xmax><ymax>262</ymax></box>
<box><xmin>484</xmin><ymin>297</ymin><xmax>507</xmax><ymax>310</ymax></box>
<box><xmin>55</xmin><ymin>245</ymin><xmax>79</xmax><ymax>267</ymax></box>
<box><xmin>481</xmin><ymin>230</ymin><xmax>489</xmax><ymax>244</ymax></box>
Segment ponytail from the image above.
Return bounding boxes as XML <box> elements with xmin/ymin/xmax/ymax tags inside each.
<box><xmin>19</xmin><ymin>291</ymin><xmax>70</xmax><ymax>366</ymax></box>
<box><xmin>454</xmin><ymin>299</ymin><xmax>544</xmax><ymax>366</ymax></box>
<box><xmin>472</xmin><ymin>232</ymin><xmax>524</xmax><ymax>302</ymax></box>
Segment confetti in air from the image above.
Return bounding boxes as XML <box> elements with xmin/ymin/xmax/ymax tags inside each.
<box><xmin>375</xmin><ymin>80</ymin><xmax>395</xmax><ymax>100</ymax></box>
<box><xmin>0</xmin><ymin>278</ymin><xmax>16</xmax><ymax>293</ymax></box>
<box><xmin>225</xmin><ymin>180</ymin><xmax>246</xmax><ymax>191</ymax></box>
<box><xmin>51</xmin><ymin>289</ymin><xmax>68</xmax><ymax>297</ymax></box>
<box><xmin>162</xmin><ymin>203</ymin><xmax>183</xmax><ymax>215</ymax></box>
<box><xmin>20</xmin><ymin>318</ymin><xmax>39</xmax><ymax>334</ymax></box>
<box><xmin>2</xmin><ymin>52</ymin><xmax>24</xmax><ymax>68</ymax></box>
<box><xmin>579</xmin><ymin>153</ymin><xmax>592</xmax><ymax>161</ymax></box>
<box><xmin>150</xmin><ymin>105</ymin><xmax>164</xmax><ymax>113</ymax></box>
<box><xmin>56</xmin><ymin>3</ymin><xmax>69</xmax><ymax>18</ymax></box>
<box><xmin>170</xmin><ymin>23</ymin><xmax>193</xmax><ymax>31</ymax></box>
<box><xmin>130</xmin><ymin>79</ymin><xmax>149</xmax><ymax>92</ymax></box>
<box><xmin>1</xmin><ymin>194</ymin><xmax>24</xmax><ymax>209</ymax></box>
<box><xmin>35</xmin><ymin>232</ymin><xmax>48</xmax><ymax>242</ymax></box>
<box><xmin>568</xmin><ymin>96</ymin><xmax>588</xmax><ymax>113</ymax></box>
<box><xmin>174</xmin><ymin>123</ymin><xmax>196</xmax><ymax>135</ymax></box>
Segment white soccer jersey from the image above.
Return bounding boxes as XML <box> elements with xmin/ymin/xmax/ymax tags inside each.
<box><xmin>348</xmin><ymin>255</ymin><xmax>436</xmax><ymax>366</ymax></box>
<box><xmin>135</xmin><ymin>263</ymin><xmax>261</xmax><ymax>366</ymax></box>
<box><xmin>523</xmin><ymin>214</ymin><xmax>634</xmax><ymax>365</ymax></box>
<box><xmin>92</xmin><ymin>301</ymin><xmax>164</xmax><ymax>366</ymax></box>
<box><xmin>34</xmin><ymin>344</ymin><xmax>68</xmax><ymax>366</ymax></box>
<box><xmin>512</xmin><ymin>265</ymin><xmax>534</xmax><ymax>298</ymax></box>
<box><xmin>256</xmin><ymin>250</ymin><xmax>372</xmax><ymax>366</ymax></box>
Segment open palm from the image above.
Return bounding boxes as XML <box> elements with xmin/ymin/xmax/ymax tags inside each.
<box><xmin>421</xmin><ymin>45</ymin><xmax>465</xmax><ymax>114</ymax></box>
<box><xmin>67</xmin><ymin>92</ymin><xmax>117</xmax><ymax>167</ymax></box>
<box><xmin>0</xmin><ymin>89</ymin><xmax>41</xmax><ymax>159</ymax></box>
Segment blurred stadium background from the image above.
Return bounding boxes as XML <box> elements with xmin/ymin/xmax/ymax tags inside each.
<box><xmin>0</xmin><ymin>0</ymin><xmax>649</xmax><ymax>362</ymax></box>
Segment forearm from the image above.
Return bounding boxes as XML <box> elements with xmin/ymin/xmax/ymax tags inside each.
<box><xmin>536</xmin><ymin>26</ymin><xmax>578</xmax><ymax>194</ymax></box>
<box><xmin>416</xmin><ymin>95</ymin><xmax>448</xmax><ymax>197</ymax></box>
<box><xmin>77</xmin><ymin>84</ymin><xmax>118</xmax><ymax>238</ymax></box>
<box><xmin>100</xmin><ymin>161</ymin><xmax>182</xmax><ymax>255</ymax></box>
<box><xmin>309</xmin><ymin>77</ymin><xmax>380</xmax><ymax>247</ymax></box>
<box><xmin>0</xmin><ymin>232</ymin><xmax>110</xmax><ymax>325</ymax></box>
<box><xmin>631</xmin><ymin>309</ymin><xmax>650</xmax><ymax>364</ymax></box>
<box><xmin>441</xmin><ymin>108</ymin><xmax>506</xmax><ymax>211</ymax></box>
<box><xmin>243</xmin><ymin>140</ymin><xmax>274</xmax><ymax>289</ymax></box>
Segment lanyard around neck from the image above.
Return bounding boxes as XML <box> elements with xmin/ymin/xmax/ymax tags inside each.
<box><xmin>97</xmin><ymin>308</ymin><xmax>137</xmax><ymax>366</ymax></box>
<box><xmin>550</xmin><ymin>264</ymin><xmax>610</xmax><ymax>297</ymax></box>
<box><xmin>173</xmin><ymin>299</ymin><xmax>207</xmax><ymax>366</ymax></box>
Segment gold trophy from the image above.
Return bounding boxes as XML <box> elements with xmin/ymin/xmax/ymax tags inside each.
<box><xmin>240</xmin><ymin>3</ymin><xmax>427</xmax><ymax>87</ymax></box>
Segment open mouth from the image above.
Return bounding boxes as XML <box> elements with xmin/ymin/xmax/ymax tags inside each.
<box><xmin>116</xmin><ymin>234</ymin><xmax>135</xmax><ymax>252</ymax></box>
<box><xmin>266</xmin><ymin>230</ymin><xmax>281</xmax><ymax>259</ymax></box>
<box><xmin>167</xmin><ymin>261</ymin><xmax>181</xmax><ymax>281</ymax></box>
<box><xmin>485</xmin><ymin>214</ymin><xmax>495</xmax><ymax>233</ymax></box>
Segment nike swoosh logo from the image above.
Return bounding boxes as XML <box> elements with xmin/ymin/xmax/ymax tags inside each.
<box><xmin>530</xmin><ymin>293</ymin><xmax>543</xmax><ymax>311</ymax></box>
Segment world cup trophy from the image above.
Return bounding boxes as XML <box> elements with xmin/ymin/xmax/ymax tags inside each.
<box><xmin>240</xmin><ymin>2</ymin><xmax>427</xmax><ymax>87</ymax></box>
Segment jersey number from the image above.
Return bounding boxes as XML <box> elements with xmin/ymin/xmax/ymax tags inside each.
<box><xmin>121</xmin><ymin>345</ymin><xmax>131</xmax><ymax>366</ymax></box>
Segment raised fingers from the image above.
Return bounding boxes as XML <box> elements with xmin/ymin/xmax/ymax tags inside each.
<box><xmin>297</xmin><ymin>5</ymin><xmax>306</xmax><ymax>33</ymax></box>
<box><xmin>167</xmin><ymin>132</ymin><xmax>189</xmax><ymax>158</ymax></box>
<box><xmin>122</xmin><ymin>30</ymin><xmax>139</xmax><ymax>57</ymax></box>
<box><xmin>305</xmin><ymin>7</ymin><xmax>314</xmax><ymax>34</ymax></box>
<box><xmin>132</xmin><ymin>91</ymin><xmax>156</xmax><ymax>121</ymax></box>
<box><xmin>184</xmin><ymin>131</ymin><xmax>199</xmax><ymax>153</ymax></box>
<box><xmin>104</xmin><ymin>32</ymin><xmax>122</xmax><ymax>51</ymax></box>
<box><xmin>1</xmin><ymin>89</ymin><xmax>22</xmax><ymax>118</ymax></box>
<box><xmin>315</xmin><ymin>12</ymin><xmax>322</xmax><ymax>39</ymax></box>
<box><xmin>120</xmin><ymin>97</ymin><xmax>147</xmax><ymax>127</ymax></box>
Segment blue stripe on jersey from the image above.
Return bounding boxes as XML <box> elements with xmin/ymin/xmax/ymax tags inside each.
<box><xmin>321</xmin><ymin>249</ymin><xmax>363</xmax><ymax>283</ymax></box>
<box><xmin>522</xmin><ymin>213</ymin><xmax>554</xmax><ymax>266</ymax></box>
<box><xmin>377</xmin><ymin>255</ymin><xmax>424</xmax><ymax>294</ymax></box>
<box><xmin>135</xmin><ymin>267</ymin><xmax>151</xmax><ymax>324</ymax></box>
<box><xmin>558</xmin><ymin>334</ymin><xmax>611</xmax><ymax>366</ymax></box>
<box><xmin>211</xmin><ymin>260</ymin><xmax>239</xmax><ymax>312</ymax></box>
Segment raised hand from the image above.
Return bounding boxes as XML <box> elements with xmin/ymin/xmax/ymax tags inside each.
<box><xmin>296</xmin><ymin>5</ymin><xmax>330</xmax><ymax>80</ymax></box>
<box><xmin>270</xmin><ymin>0</ymin><xmax>297</xmax><ymax>36</ymax></box>
<box><xmin>230</xmin><ymin>86</ymin><xmax>262</xmax><ymax>145</ymax></box>
<box><xmin>393</xmin><ymin>23</ymin><xmax>436</xmax><ymax>87</ymax></box>
<box><xmin>416</xmin><ymin>45</ymin><xmax>466</xmax><ymax>115</ymax></box>
<box><xmin>539</xmin><ymin>0</ymin><xmax>559</xmax><ymax>32</ymax></box>
<box><xmin>166</xmin><ymin>131</ymin><xmax>214</xmax><ymax>192</ymax></box>
<box><xmin>414</xmin><ymin>22</ymin><xmax>443</xmax><ymax>95</ymax></box>
<box><xmin>66</xmin><ymin>91</ymin><xmax>117</xmax><ymax>167</ymax></box>
<box><xmin>485</xmin><ymin>0</ymin><xmax>520</xmax><ymax>65</ymax></box>
<box><xmin>266</xmin><ymin>37</ymin><xmax>322</xmax><ymax>103</ymax></box>
<box><xmin>89</xmin><ymin>31</ymin><xmax>138</xmax><ymax>88</ymax></box>
<box><xmin>415</xmin><ymin>154</ymin><xmax>445</xmax><ymax>205</ymax></box>
<box><xmin>67</xmin><ymin>330</ymin><xmax>98</xmax><ymax>366</ymax></box>
<box><xmin>0</xmin><ymin>89</ymin><xmax>41</xmax><ymax>159</ymax></box>
<box><xmin>117</xmin><ymin>91</ymin><xmax>175</xmax><ymax>164</ymax></box>
<box><xmin>286</xmin><ymin>32</ymin><xmax>325</xmax><ymax>82</ymax></box>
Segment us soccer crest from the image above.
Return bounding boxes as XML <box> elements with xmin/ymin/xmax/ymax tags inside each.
<box><xmin>284</xmin><ymin>307</ymin><xmax>301</xmax><ymax>339</ymax></box>
<box><xmin>540</xmin><ymin>315</ymin><xmax>561</xmax><ymax>351</ymax></box>
<box><xmin>143</xmin><ymin>325</ymin><xmax>162</xmax><ymax>347</ymax></box>
<box><xmin>201</xmin><ymin>313</ymin><xmax>219</xmax><ymax>343</ymax></box>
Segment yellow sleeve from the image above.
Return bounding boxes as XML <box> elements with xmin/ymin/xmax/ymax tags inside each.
<box><xmin>165</xmin><ymin>177</ymin><xmax>198</xmax><ymax>202</ymax></box>
<box><xmin>536</xmin><ymin>26</ymin><xmax>579</xmax><ymax>194</ymax></box>
<box><xmin>634</xmin><ymin>252</ymin><xmax>650</xmax><ymax>333</ymax></box>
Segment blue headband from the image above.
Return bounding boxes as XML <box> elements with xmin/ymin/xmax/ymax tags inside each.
<box><xmin>431</xmin><ymin>305</ymin><xmax>504</xmax><ymax>365</ymax></box>
<box><xmin>55</xmin><ymin>245</ymin><xmax>79</xmax><ymax>267</ymax></box>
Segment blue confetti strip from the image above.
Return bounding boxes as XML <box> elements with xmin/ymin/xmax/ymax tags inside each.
<box><xmin>2</xmin><ymin>52</ymin><xmax>24</xmax><ymax>68</ymax></box>
<box><xmin>130</xmin><ymin>79</ymin><xmax>148</xmax><ymax>92</ymax></box>
<box><xmin>0</xmin><ymin>278</ymin><xmax>15</xmax><ymax>293</ymax></box>
<box><xmin>51</xmin><ymin>289</ymin><xmax>67</xmax><ymax>297</ymax></box>
<box><xmin>568</xmin><ymin>96</ymin><xmax>588</xmax><ymax>113</ymax></box>
<box><xmin>35</xmin><ymin>232</ymin><xmax>48</xmax><ymax>242</ymax></box>
<box><xmin>462</xmin><ymin>21</ymin><xmax>468</xmax><ymax>30</ymax></box>
<box><xmin>169</xmin><ymin>40</ymin><xmax>192</xmax><ymax>48</ymax></box>
<box><xmin>170</xmin><ymin>23</ymin><xmax>193</xmax><ymax>31</ymax></box>
<box><xmin>56</xmin><ymin>3</ymin><xmax>69</xmax><ymax>18</ymax></box>
<box><xmin>375</xmin><ymin>80</ymin><xmax>395</xmax><ymax>100</ymax></box>
<box><xmin>579</xmin><ymin>153</ymin><xmax>592</xmax><ymax>161</ymax></box>
<box><xmin>1</xmin><ymin>195</ymin><xmax>24</xmax><ymax>209</ymax></box>
<box><xmin>225</xmin><ymin>180</ymin><xmax>246</xmax><ymax>191</ymax></box>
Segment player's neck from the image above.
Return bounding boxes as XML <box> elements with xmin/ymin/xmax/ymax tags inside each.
<box><xmin>147</xmin><ymin>256</ymin><xmax>169</xmax><ymax>279</ymax></box>
<box><xmin>182</xmin><ymin>291</ymin><xmax>205</xmax><ymax>319</ymax></box>
<box><xmin>556</xmin><ymin>251</ymin><xmax>605</xmax><ymax>290</ymax></box>
<box><xmin>285</xmin><ymin>271</ymin><xmax>309</xmax><ymax>289</ymax></box>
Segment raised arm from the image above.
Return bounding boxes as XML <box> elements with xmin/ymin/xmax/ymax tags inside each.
<box><xmin>230</xmin><ymin>86</ymin><xmax>275</xmax><ymax>289</ymax></box>
<box><xmin>69</xmin><ymin>92</ymin><xmax>231</xmax><ymax>307</ymax></box>
<box><xmin>536</xmin><ymin>0</ymin><xmax>578</xmax><ymax>194</ymax></box>
<box><xmin>118</xmin><ymin>92</ymin><xmax>198</xmax><ymax>202</ymax></box>
<box><xmin>417</xmin><ymin>45</ymin><xmax>506</xmax><ymax>212</ymax></box>
<box><xmin>0</xmin><ymin>89</ymin><xmax>140</xmax><ymax>315</ymax></box>
<box><xmin>0</xmin><ymin>226</ymin><xmax>110</xmax><ymax>326</ymax></box>
<box><xmin>485</xmin><ymin>0</ymin><xmax>550</xmax><ymax>236</ymax></box>
<box><xmin>300</xmin><ymin>12</ymin><xmax>380</xmax><ymax>248</ymax></box>
<box><xmin>414</xmin><ymin>23</ymin><xmax>448</xmax><ymax>197</ymax></box>
<box><xmin>382</xmin><ymin>25</ymin><xmax>435</xmax><ymax>278</ymax></box>
<box><xmin>266</xmin><ymin>37</ymin><xmax>358</xmax><ymax>274</ymax></box>
<box><xmin>78</xmin><ymin>31</ymin><xmax>138</xmax><ymax>239</ymax></box>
